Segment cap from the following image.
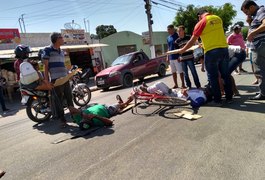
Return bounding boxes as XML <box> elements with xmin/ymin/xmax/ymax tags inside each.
<box><xmin>233</xmin><ymin>24</ymin><xmax>242</xmax><ymax>30</ymax></box>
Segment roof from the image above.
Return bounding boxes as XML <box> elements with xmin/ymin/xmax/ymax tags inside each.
<box><xmin>0</xmin><ymin>43</ymin><xmax>108</xmax><ymax>57</ymax></box>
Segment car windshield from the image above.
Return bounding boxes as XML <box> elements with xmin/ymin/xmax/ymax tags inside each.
<box><xmin>111</xmin><ymin>54</ymin><xmax>133</xmax><ymax>66</ymax></box>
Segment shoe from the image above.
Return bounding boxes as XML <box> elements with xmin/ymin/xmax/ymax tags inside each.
<box><xmin>172</xmin><ymin>85</ymin><xmax>178</xmax><ymax>89</ymax></box>
<box><xmin>249</xmin><ymin>93</ymin><xmax>265</xmax><ymax>100</ymax></box>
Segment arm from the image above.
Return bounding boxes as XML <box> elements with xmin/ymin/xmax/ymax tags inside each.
<box><xmin>248</xmin><ymin>19</ymin><xmax>265</xmax><ymax>42</ymax></box>
<box><xmin>83</xmin><ymin>113</ymin><xmax>113</xmax><ymax>126</ymax></box>
<box><xmin>177</xmin><ymin>35</ymin><xmax>199</xmax><ymax>54</ymax></box>
<box><xmin>43</xmin><ymin>59</ymin><xmax>49</xmax><ymax>81</ymax></box>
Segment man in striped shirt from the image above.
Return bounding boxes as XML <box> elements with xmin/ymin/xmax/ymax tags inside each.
<box><xmin>43</xmin><ymin>32</ymin><xmax>74</xmax><ymax>127</ymax></box>
<box><xmin>241</xmin><ymin>0</ymin><xmax>265</xmax><ymax>100</ymax></box>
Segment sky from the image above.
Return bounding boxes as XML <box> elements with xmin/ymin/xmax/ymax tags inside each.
<box><xmin>1</xmin><ymin>0</ymin><xmax>263</xmax><ymax>35</ymax></box>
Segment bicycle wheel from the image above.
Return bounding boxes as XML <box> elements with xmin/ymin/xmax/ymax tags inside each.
<box><xmin>150</xmin><ymin>97</ymin><xmax>190</xmax><ymax>106</ymax></box>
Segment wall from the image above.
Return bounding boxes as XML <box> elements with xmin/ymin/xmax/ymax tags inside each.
<box><xmin>100</xmin><ymin>31</ymin><xmax>168</xmax><ymax>67</ymax></box>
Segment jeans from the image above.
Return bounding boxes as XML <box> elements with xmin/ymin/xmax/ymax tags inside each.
<box><xmin>182</xmin><ymin>59</ymin><xmax>201</xmax><ymax>88</ymax></box>
<box><xmin>204</xmin><ymin>48</ymin><xmax>233</xmax><ymax>102</ymax></box>
<box><xmin>252</xmin><ymin>43</ymin><xmax>265</xmax><ymax>95</ymax></box>
<box><xmin>0</xmin><ymin>86</ymin><xmax>7</xmax><ymax>111</ymax></box>
<box><xmin>228</xmin><ymin>50</ymin><xmax>247</xmax><ymax>74</ymax></box>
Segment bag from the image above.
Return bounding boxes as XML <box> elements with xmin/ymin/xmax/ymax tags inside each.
<box><xmin>19</xmin><ymin>61</ymin><xmax>39</xmax><ymax>85</ymax></box>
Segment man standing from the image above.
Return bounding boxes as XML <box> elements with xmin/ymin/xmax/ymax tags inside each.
<box><xmin>167</xmin><ymin>24</ymin><xmax>185</xmax><ymax>88</ymax></box>
<box><xmin>241</xmin><ymin>0</ymin><xmax>265</xmax><ymax>100</ymax></box>
<box><xmin>227</xmin><ymin>25</ymin><xmax>247</xmax><ymax>74</ymax></box>
<box><xmin>42</xmin><ymin>32</ymin><xmax>74</xmax><ymax>127</ymax></box>
<box><xmin>175</xmin><ymin>25</ymin><xmax>201</xmax><ymax>88</ymax></box>
<box><xmin>170</xmin><ymin>10</ymin><xmax>233</xmax><ymax>104</ymax></box>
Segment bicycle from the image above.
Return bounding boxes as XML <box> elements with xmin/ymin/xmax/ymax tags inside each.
<box><xmin>131</xmin><ymin>87</ymin><xmax>190</xmax><ymax>107</ymax></box>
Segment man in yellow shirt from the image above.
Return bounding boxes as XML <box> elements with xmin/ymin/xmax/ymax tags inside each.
<box><xmin>172</xmin><ymin>9</ymin><xmax>233</xmax><ymax>105</ymax></box>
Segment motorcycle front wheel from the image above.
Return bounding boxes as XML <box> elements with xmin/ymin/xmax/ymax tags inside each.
<box><xmin>26</xmin><ymin>97</ymin><xmax>51</xmax><ymax>123</ymax></box>
<box><xmin>72</xmin><ymin>84</ymin><xmax>91</xmax><ymax>107</ymax></box>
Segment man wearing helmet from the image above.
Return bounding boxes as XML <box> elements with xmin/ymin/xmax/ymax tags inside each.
<box><xmin>14</xmin><ymin>44</ymin><xmax>53</xmax><ymax>91</ymax></box>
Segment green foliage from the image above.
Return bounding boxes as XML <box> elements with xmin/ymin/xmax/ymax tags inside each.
<box><xmin>242</xmin><ymin>27</ymin><xmax>249</xmax><ymax>40</ymax></box>
<box><xmin>96</xmin><ymin>25</ymin><xmax>117</xmax><ymax>39</ymax></box>
<box><xmin>173</xmin><ymin>3</ymin><xmax>237</xmax><ymax>35</ymax></box>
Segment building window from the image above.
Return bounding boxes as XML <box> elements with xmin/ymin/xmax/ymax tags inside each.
<box><xmin>117</xmin><ymin>45</ymin><xmax>136</xmax><ymax>56</ymax></box>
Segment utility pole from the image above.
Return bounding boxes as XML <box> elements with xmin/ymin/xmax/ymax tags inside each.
<box><xmin>21</xmin><ymin>14</ymin><xmax>26</xmax><ymax>33</ymax></box>
<box><xmin>144</xmin><ymin>0</ymin><xmax>155</xmax><ymax>58</ymax></box>
<box><xmin>84</xmin><ymin>18</ymin><xmax>88</xmax><ymax>32</ymax></box>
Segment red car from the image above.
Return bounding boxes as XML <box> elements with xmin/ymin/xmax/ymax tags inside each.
<box><xmin>95</xmin><ymin>51</ymin><xmax>167</xmax><ymax>91</ymax></box>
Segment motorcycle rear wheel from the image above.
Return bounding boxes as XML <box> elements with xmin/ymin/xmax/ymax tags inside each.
<box><xmin>26</xmin><ymin>97</ymin><xmax>51</xmax><ymax>123</ymax></box>
<box><xmin>73</xmin><ymin>84</ymin><xmax>91</xmax><ymax>107</ymax></box>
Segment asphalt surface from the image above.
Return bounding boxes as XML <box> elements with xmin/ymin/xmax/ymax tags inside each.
<box><xmin>1</xmin><ymin>60</ymin><xmax>265</xmax><ymax>180</ymax></box>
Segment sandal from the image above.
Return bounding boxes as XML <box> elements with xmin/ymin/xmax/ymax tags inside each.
<box><xmin>116</xmin><ymin>95</ymin><xmax>123</xmax><ymax>103</ymax></box>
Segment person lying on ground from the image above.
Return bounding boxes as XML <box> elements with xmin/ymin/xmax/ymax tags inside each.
<box><xmin>69</xmin><ymin>97</ymin><xmax>133</xmax><ymax>130</ymax></box>
<box><xmin>137</xmin><ymin>81</ymin><xmax>208</xmax><ymax>108</ymax></box>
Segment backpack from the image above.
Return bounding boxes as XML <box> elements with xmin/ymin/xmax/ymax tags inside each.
<box><xmin>19</xmin><ymin>61</ymin><xmax>39</xmax><ymax>85</ymax></box>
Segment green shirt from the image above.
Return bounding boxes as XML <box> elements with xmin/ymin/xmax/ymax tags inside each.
<box><xmin>72</xmin><ymin>104</ymin><xmax>110</xmax><ymax>127</ymax></box>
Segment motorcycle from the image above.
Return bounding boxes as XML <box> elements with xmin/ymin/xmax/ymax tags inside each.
<box><xmin>21</xmin><ymin>67</ymin><xmax>92</xmax><ymax>123</ymax></box>
<box><xmin>70</xmin><ymin>67</ymin><xmax>92</xmax><ymax>107</ymax></box>
<box><xmin>21</xmin><ymin>89</ymin><xmax>51</xmax><ymax>123</ymax></box>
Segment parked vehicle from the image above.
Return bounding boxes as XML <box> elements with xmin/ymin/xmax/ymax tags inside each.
<box><xmin>21</xmin><ymin>67</ymin><xmax>92</xmax><ymax>123</ymax></box>
<box><xmin>70</xmin><ymin>66</ymin><xmax>91</xmax><ymax>107</ymax></box>
<box><xmin>95</xmin><ymin>50</ymin><xmax>167</xmax><ymax>91</ymax></box>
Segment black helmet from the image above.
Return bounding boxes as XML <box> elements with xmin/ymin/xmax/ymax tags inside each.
<box><xmin>14</xmin><ymin>44</ymin><xmax>32</xmax><ymax>59</ymax></box>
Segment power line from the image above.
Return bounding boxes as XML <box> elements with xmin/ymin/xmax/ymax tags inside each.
<box><xmin>151</xmin><ymin>1</ymin><xmax>178</xmax><ymax>11</ymax></box>
<box><xmin>157</xmin><ymin>0</ymin><xmax>186</xmax><ymax>8</ymax></box>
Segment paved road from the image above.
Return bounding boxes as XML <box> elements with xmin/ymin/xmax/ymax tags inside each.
<box><xmin>1</xmin><ymin>61</ymin><xmax>265</xmax><ymax>180</ymax></box>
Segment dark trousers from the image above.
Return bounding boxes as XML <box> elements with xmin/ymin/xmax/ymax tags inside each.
<box><xmin>51</xmin><ymin>80</ymin><xmax>73</xmax><ymax>122</ymax></box>
<box><xmin>182</xmin><ymin>59</ymin><xmax>201</xmax><ymax>88</ymax></box>
<box><xmin>228</xmin><ymin>50</ymin><xmax>246</xmax><ymax>74</ymax></box>
<box><xmin>205</xmin><ymin>48</ymin><xmax>233</xmax><ymax>102</ymax></box>
<box><xmin>0</xmin><ymin>86</ymin><xmax>7</xmax><ymax>111</ymax></box>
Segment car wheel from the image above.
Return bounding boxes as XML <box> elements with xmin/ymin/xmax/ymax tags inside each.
<box><xmin>158</xmin><ymin>65</ymin><xmax>166</xmax><ymax>77</ymax></box>
<box><xmin>123</xmin><ymin>73</ymin><xmax>133</xmax><ymax>87</ymax></box>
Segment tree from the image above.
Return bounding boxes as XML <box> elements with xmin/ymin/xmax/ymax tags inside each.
<box><xmin>96</xmin><ymin>25</ymin><xmax>117</xmax><ymax>39</ymax></box>
<box><xmin>173</xmin><ymin>3</ymin><xmax>237</xmax><ymax>35</ymax></box>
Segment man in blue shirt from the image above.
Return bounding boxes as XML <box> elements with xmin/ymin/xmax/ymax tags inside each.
<box><xmin>167</xmin><ymin>25</ymin><xmax>185</xmax><ymax>89</ymax></box>
<box><xmin>43</xmin><ymin>32</ymin><xmax>74</xmax><ymax>127</ymax></box>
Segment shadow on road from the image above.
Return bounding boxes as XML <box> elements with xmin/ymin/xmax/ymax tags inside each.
<box><xmin>131</xmin><ymin>103</ymin><xmax>196</xmax><ymax>121</ymax></box>
<box><xmin>221</xmin><ymin>85</ymin><xmax>265</xmax><ymax>114</ymax></box>
<box><xmin>32</xmin><ymin>112</ymin><xmax>115</xmax><ymax>143</ymax></box>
